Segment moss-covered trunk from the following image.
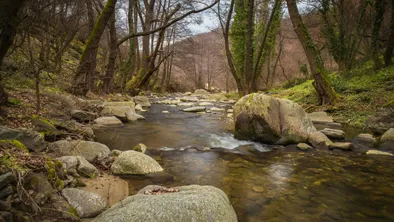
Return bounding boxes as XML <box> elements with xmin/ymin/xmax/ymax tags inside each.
<box><xmin>72</xmin><ymin>0</ymin><xmax>117</xmax><ymax>95</ymax></box>
<box><xmin>286</xmin><ymin>0</ymin><xmax>337</xmax><ymax>105</ymax></box>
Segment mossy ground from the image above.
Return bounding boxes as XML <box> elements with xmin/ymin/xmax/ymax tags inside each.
<box><xmin>270</xmin><ymin>61</ymin><xmax>394</xmax><ymax>128</ymax></box>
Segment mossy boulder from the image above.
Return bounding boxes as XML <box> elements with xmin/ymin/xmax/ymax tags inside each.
<box><xmin>111</xmin><ymin>150</ymin><xmax>163</xmax><ymax>175</ymax></box>
<box><xmin>0</xmin><ymin>126</ymin><xmax>45</xmax><ymax>152</ymax></box>
<box><xmin>233</xmin><ymin>93</ymin><xmax>316</xmax><ymax>145</ymax></box>
<box><xmin>48</xmin><ymin>140</ymin><xmax>110</xmax><ymax>162</ymax></box>
<box><xmin>93</xmin><ymin>185</ymin><xmax>237</xmax><ymax>222</ymax></box>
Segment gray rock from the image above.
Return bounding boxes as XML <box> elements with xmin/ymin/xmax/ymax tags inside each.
<box><xmin>133</xmin><ymin>96</ymin><xmax>151</xmax><ymax>107</ymax></box>
<box><xmin>227</xmin><ymin>109</ymin><xmax>234</xmax><ymax>113</ymax></box>
<box><xmin>80</xmin><ymin>126</ymin><xmax>94</xmax><ymax>137</ymax></box>
<box><xmin>308</xmin><ymin>112</ymin><xmax>333</xmax><ymax>123</ymax></box>
<box><xmin>352</xmin><ymin>133</ymin><xmax>376</xmax><ymax>148</ymax></box>
<box><xmin>0</xmin><ymin>172</ymin><xmax>14</xmax><ymax>190</ymax></box>
<box><xmin>49</xmin><ymin>140</ymin><xmax>110</xmax><ymax>162</ymax></box>
<box><xmin>71</xmin><ymin>110</ymin><xmax>97</xmax><ymax>122</ymax></box>
<box><xmin>178</xmin><ymin>102</ymin><xmax>195</xmax><ymax>106</ymax></box>
<box><xmin>199</xmin><ymin>102</ymin><xmax>214</xmax><ymax>106</ymax></box>
<box><xmin>210</xmin><ymin>107</ymin><xmax>225</xmax><ymax>112</ymax></box>
<box><xmin>77</xmin><ymin>156</ymin><xmax>99</xmax><ymax>178</ymax></box>
<box><xmin>103</xmin><ymin>101</ymin><xmax>135</xmax><ymax>110</ymax></box>
<box><xmin>180</xmin><ymin>96</ymin><xmax>199</xmax><ymax>102</ymax></box>
<box><xmin>320</xmin><ymin>128</ymin><xmax>345</xmax><ymax>140</ymax></box>
<box><xmin>329</xmin><ymin>142</ymin><xmax>353</xmax><ymax>151</ymax></box>
<box><xmin>135</xmin><ymin>113</ymin><xmax>145</xmax><ymax>120</ymax></box>
<box><xmin>0</xmin><ymin>186</ymin><xmax>13</xmax><ymax>199</ymax></box>
<box><xmin>93</xmin><ymin>185</ymin><xmax>237</xmax><ymax>222</ymax></box>
<box><xmin>297</xmin><ymin>143</ymin><xmax>313</xmax><ymax>150</ymax></box>
<box><xmin>94</xmin><ymin>116</ymin><xmax>123</xmax><ymax>126</ymax></box>
<box><xmin>194</xmin><ymin>89</ymin><xmax>210</xmax><ymax>95</ymax></box>
<box><xmin>110</xmin><ymin>149</ymin><xmax>123</xmax><ymax>157</ymax></box>
<box><xmin>380</xmin><ymin>128</ymin><xmax>394</xmax><ymax>151</ymax></box>
<box><xmin>234</xmin><ymin>94</ymin><xmax>316</xmax><ymax>145</ymax></box>
<box><xmin>0</xmin><ymin>126</ymin><xmax>45</xmax><ymax>152</ymax></box>
<box><xmin>366</xmin><ymin>150</ymin><xmax>394</xmax><ymax>156</ymax></box>
<box><xmin>100</xmin><ymin>106</ymin><xmax>137</xmax><ymax>122</ymax></box>
<box><xmin>183</xmin><ymin>106</ymin><xmax>206</xmax><ymax>112</ymax></box>
<box><xmin>62</xmin><ymin>188</ymin><xmax>107</xmax><ymax>218</ymax></box>
<box><xmin>183</xmin><ymin>92</ymin><xmax>192</xmax><ymax>96</ymax></box>
<box><xmin>57</xmin><ymin>156</ymin><xmax>79</xmax><ymax>171</ymax></box>
<box><xmin>135</xmin><ymin>104</ymin><xmax>146</xmax><ymax>112</ymax></box>
<box><xmin>111</xmin><ymin>150</ymin><xmax>163</xmax><ymax>175</ymax></box>
<box><xmin>133</xmin><ymin>143</ymin><xmax>147</xmax><ymax>153</ymax></box>
<box><xmin>308</xmin><ymin>131</ymin><xmax>332</xmax><ymax>149</ymax></box>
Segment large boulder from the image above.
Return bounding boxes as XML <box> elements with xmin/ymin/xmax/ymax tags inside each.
<box><xmin>380</xmin><ymin>128</ymin><xmax>394</xmax><ymax>151</ymax></box>
<box><xmin>0</xmin><ymin>126</ymin><xmax>45</xmax><ymax>152</ymax></box>
<box><xmin>48</xmin><ymin>140</ymin><xmax>110</xmax><ymax>162</ymax></box>
<box><xmin>233</xmin><ymin>93</ymin><xmax>316</xmax><ymax>145</ymax></box>
<box><xmin>62</xmin><ymin>188</ymin><xmax>107</xmax><ymax>218</ymax></box>
<box><xmin>111</xmin><ymin>150</ymin><xmax>163</xmax><ymax>175</ymax></box>
<box><xmin>100</xmin><ymin>106</ymin><xmax>137</xmax><ymax>122</ymax></box>
<box><xmin>103</xmin><ymin>101</ymin><xmax>135</xmax><ymax>111</ymax></box>
<box><xmin>94</xmin><ymin>116</ymin><xmax>123</xmax><ymax>126</ymax></box>
<box><xmin>133</xmin><ymin>96</ymin><xmax>151</xmax><ymax>107</ymax></box>
<box><xmin>70</xmin><ymin>110</ymin><xmax>97</xmax><ymax>123</ymax></box>
<box><xmin>93</xmin><ymin>185</ymin><xmax>237</xmax><ymax>222</ymax></box>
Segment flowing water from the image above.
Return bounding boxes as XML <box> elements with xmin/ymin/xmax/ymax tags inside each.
<box><xmin>94</xmin><ymin>103</ymin><xmax>394</xmax><ymax>222</ymax></box>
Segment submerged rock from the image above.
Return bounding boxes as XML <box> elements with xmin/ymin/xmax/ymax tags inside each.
<box><xmin>93</xmin><ymin>185</ymin><xmax>237</xmax><ymax>222</ymax></box>
<box><xmin>183</xmin><ymin>106</ymin><xmax>206</xmax><ymax>112</ymax></box>
<box><xmin>233</xmin><ymin>93</ymin><xmax>316</xmax><ymax>145</ymax></box>
<box><xmin>133</xmin><ymin>96</ymin><xmax>151</xmax><ymax>107</ymax></box>
<box><xmin>94</xmin><ymin>116</ymin><xmax>123</xmax><ymax>126</ymax></box>
<box><xmin>111</xmin><ymin>150</ymin><xmax>163</xmax><ymax>175</ymax></box>
<box><xmin>49</xmin><ymin>140</ymin><xmax>110</xmax><ymax>162</ymax></box>
<box><xmin>353</xmin><ymin>133</ymin><xmax>376</xmax><ymax>147</ymax></box>
<box><xmin>320</xmin><ymin>128</ymin><xmax>345</xmax><ymax>140</ymax></box>
<box><xmin>62</xmin><ymin>188</ymin><xmax>107</xmax><ymax>218</ymax></box>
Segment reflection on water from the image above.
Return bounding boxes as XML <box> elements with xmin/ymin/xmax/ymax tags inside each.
<box><xmin>94</xmin><ymin>103</ymin><xmax>394</xmax><ymax>222</ymax></box>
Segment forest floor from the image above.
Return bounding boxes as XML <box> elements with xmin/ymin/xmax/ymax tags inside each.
<box><xmin>270</xmin><ymin>61</ymin><xmax>394</xmax><ymax>129</ymax></box>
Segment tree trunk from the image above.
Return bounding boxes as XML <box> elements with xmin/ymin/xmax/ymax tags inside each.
<box><xmin>371</xmin><ymin>0</ymin><xmax>387</xmax><ymax>69</ymax></box>
<box><xmin>385</xmin><ymin>0</ymin><xmax>394</xmax><ymax>67</ymax></box>
<box><xmin>286</xmin><ymin>0</ymin><xmax>337</xmax><ymax>105</ymax></box>
<box><xmin>103</xmin><ymin>11</ymin><xmax>118</xmax><ymax>93</ymax></box>
<box><xmin>72</xmin><ymin>0</ymin><xmax>117</xmax><ymax>95</ymax></box>
<box><xmin>243</xmin><ymin>0</ymin><xmax>255</xmax><ymax>95</ymax></box>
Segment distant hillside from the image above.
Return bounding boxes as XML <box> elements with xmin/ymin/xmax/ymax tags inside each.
<box><xmin>169</xmin><ymin>16</ymin><xmax>336</xmax><ymax>92</ymax></box>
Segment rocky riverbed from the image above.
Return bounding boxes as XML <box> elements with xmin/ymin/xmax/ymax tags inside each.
<box><xmin>1</xmin><ymin>89</ymin><xmax>394</xmax><ymax>221</ymax></box>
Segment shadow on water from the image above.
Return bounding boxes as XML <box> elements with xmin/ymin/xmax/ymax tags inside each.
<box><xmin>94</xmin><ymin>104</ymin><xmax>394</xmax><ymax>222</ymax></box>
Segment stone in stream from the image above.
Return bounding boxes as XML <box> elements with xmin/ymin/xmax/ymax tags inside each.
<box><xmin>62</xmin><ymin>188</ymin><xmax>107</xmax><ymax>218</ymax></box>
<box><xmin>366</xmin><ymin>150</ymin><xmax>394</xmax><ymax>156</ymax></box>
<box><xmin>199</xmin><ymin>102</ymin><xmax>214</xmax><ymax>106</ymax></box>
<box><xmin>100</xmin><ymin>106</ymin><xmax>138</xmax><ymax>122</ymax></box>
<box><xmin>183</xmin><ymin>92</ymin><xmax>192</xmax><ymax>96</ymax></box>
<box><xmin>94</xmin><ymin>116</ymin><xmax>123</xmax><ymax>126</ymax></box>
<box><xmin>320</xmin><ymin>128</ymin><xmax>345</xmax><ymax>140</ymax></box>
<box><xmin>48</xmin><ymin>140</ymin><xmax>110</xmax><ymax>162</ymax></box>
<box><xmin>380</xmin><ymin>128</ymin><xmax>394</xmax><ymax>151</ymax></box>
<box><xmin>103</xmin><ymin>101</ymin><xmax>135</xmax><ymax>110</ymax></box>
<box><xmin>308</xmin><ymin>131</ymin><xmax>333</xmax><ymax>149</ymax></box>
<box><xmin>210</xmin><ymin>107</ymin><xmax>225</xmax><ymax>112</ymax></box>
<box><xmin>329</xmin><ymin>142</ymin><xmax>353</xmax><ymax>151</ymax></box>
<box><xmin>180</xmin><ymin>96</ymin><xmax>199</xmax><ymax>102</ymax></box>
<box><xmin>297</xmin><ymin>143</ymin><xmax>313</xmax><ymax>151</ymax></box>
<box><xmin>352</xmin><ymin>133</ymin><xmax>376</xmax><ymax>147</ymax></box>
<box><xmin>133</xmin><ymin>143</ymin><xmax>147</xmax><ymax>153</ymax></box>
<box><xmin>111</xmin><ymin>150</ymin><xmax>163</xmax><ymax>174</ymax></box>
<box><xmin>70</xmin><ymin>110</ymin><xmax>97</xmax><ymax>123</ymax></box>
<box><xmin>135</xmin><ymin>104</ymin><xmax>146</xmax><ymax>112</ymax></box>
<box><xmin>234</xmin><ymin>93</ymin><xmax>316</xmax><ymax>145</ymax></box>
<box><xmin>162</xmin><ymin>110</ymin><xmax>169</xmax><ymax>113</ymax></box>
<box><xmin>193</xmin><ymin>89</ymin><xmax>210</xmax><ymax>95</ymax></box>
<box><xmin>133</xmin><ymin>96</ymin><xmax>151</xmax><ymax>107</ymax></box>
<box><xmin>227</xmin><ymin>109</ymin><xmax>234</xmax><ymax>113</ymax></box>
<box><xmin>178</xmin><ymin>102</ymin><xmax>195</xmax><ymax>106</ymax></box>
<box><xmin>93</xmin><ymin>185</ymin><xmax>237</xmax><ymax>222</ymax></box>
<box><xmin>183</xmin><ymin>106</ymin><xmax>206</xmax><ymax>112</ymax></box>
